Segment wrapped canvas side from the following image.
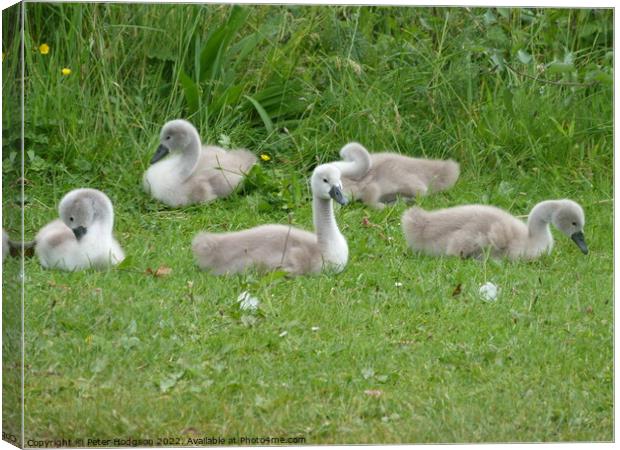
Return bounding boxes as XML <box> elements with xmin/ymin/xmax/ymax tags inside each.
<box><xmin>2</xmin><ymin>2</ymin><xmax>25</xmax><ymax>448</ymax></box>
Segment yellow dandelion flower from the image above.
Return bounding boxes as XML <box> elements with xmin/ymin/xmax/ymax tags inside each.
<box><xmin>260</xmin><ymin>154</ymin><xmax>271</xmax><ymax>161</ymax></box>
<box><xmin>38</xmin><ymin>43</ymin><xmax>50</xmax><ymax>55</ymax></box>
<box><xmin>61</xmin><ymin>68</ymin><xmax>71</xmax><ymax>76</ymax></box>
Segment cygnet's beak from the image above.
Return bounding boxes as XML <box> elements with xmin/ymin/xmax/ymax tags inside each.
<box><xmin>72</xmin><ymin>226</ymin><xmax>87</xmax><ymax>241</ymax></box>
<box><xmin>150</xmin><ymin>144</ymin><xmax>170</xmax><ymax>165</ymax></box>
<box><xmin>571</xmin><ymin>231</ymin><xmax>589</xmax><ymax>255</ymax></box>
<box><xmin>329</xmin><ymin>185</ymin><xmax>348</xmax><ymax>205</ymax></box>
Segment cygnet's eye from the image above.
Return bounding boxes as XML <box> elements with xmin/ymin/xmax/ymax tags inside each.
<box><xmin>69</xmin><ymin>217</ymin><xmax>74</xmax><ymax>222</ymax></box>
<box><xmin>572</xmin><ymin>222</ymin><xmax>577</xmax><ymax>226</ymax></box>
<box><xmin>323</xmin><ymin>178</ymin><xmax>328</xmax><ymax>183</ymax></box>
<box><xmin>165</xmin><ymin>135</ymin><xmax>171</xmax><ymax>140</ymax></box>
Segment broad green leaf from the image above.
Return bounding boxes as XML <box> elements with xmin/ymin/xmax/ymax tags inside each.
<box><xmin>199</xmin><ymin>29</ymin><xmax>229</xmax><ymax>83</ymax></box>
<box><xmin>230</xmin><ymin>32</ymin><xmax>264</xmax><ymax>66</ymax></box>
<box><xmin>209</xmin><ymin>43</ymin><xmax>227</xmax><ymax>89</ymax></box>
<box><xmin>249</xmin><ymin>79</ymin><xmax>305</xmax><ymax>119</ymax></box>
<box><xmin>179</xmin><ymin>70</ymin><xmax>200</xmax><ymax>114</ymax></box>
<box><xmin>199</xmin><ymin>5</ymin><xmax>250</xmax><ymax>82</ymax></box>
<box><xmin>209</xmin><ymin>84</ymin><xmax>244</xmax><ymax>119</ymax></box>
<box><xmin>245</xmin><ymin>95</ymin><xmax>274</xmax><ymax>133</ymax></box>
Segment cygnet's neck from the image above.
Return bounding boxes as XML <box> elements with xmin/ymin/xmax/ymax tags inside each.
<box><xmin>527</xmin><ymin>200</ymin><xmax>561</xmax><ymax>249</ymax></box>
<box><xmin>331</xmin><ymin>160</ymin><xmax>365</xmax><ymax>181</ymax></box>
<box><xmin>313</xmin><ymin>195</ymin><xmax>348</xmax><ymax>268</ymax></box>
<box><xmin>331</xmin><ymin>143</ymin><xmax>371</xmax><ymax>180</ymax></box>
<box><xmin>177</xmin><ymin>128</ymin><xmax>202</xmax><ymax>179</ymax></box>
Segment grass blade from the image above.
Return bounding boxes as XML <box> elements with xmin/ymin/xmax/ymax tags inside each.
<box><xmin>244</xmin><ymin>94</ymin><xmax>274</xmax><ymax>133</ymax></box>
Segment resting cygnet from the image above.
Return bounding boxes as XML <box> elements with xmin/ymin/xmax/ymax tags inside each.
<box><xmin>143</xmin><ymin>119</ymin><xmax>257</xmax><ymax>207</ymax></box>
<box><xmin>331</xmin><ymin>142</ymin><xmax>460</xmax><ymax>209</ymax></box>
<box><xmin>35</xmin><ymin>189</ymin><xmax>125</xmax><ymax>271</ymax></box>
<box><xmin>192</xmin><ymin>164</ymin><xmax>349</xmax><ymax>276</ymax></box>
<box><xmin>401</xmin><ymin>199</ymin><xmax>588</xmax><ymax>260</ymax></box>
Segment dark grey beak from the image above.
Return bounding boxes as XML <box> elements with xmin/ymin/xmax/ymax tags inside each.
<box><xmin>571</xmin><ymin>231</ymin><xmax>588</xmax><ymax>255</ymax></box>
<box><xmin>329</xmin><ymin>186</ymin><xmax>348</xmax><ymax>205</ymax></box>
<box><xmin>150</xmin><ymin>144</ymin><xmax>169</xmax><ymax>165</ymax></box>
<box><xmin>72</xmin><ymin>226</ymin><xmax>87</xmax><ymax>241</ymax></box>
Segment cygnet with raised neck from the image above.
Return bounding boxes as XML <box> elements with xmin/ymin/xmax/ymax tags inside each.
<box><xmin>192</xmin><ymin>164</ymin><xmax>349</xmax><ymax>276</ymax></box>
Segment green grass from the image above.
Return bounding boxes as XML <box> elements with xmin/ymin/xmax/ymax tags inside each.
<box><xmin>2</xmin><ymin>4</ymin><xmax>613</xmax><ymax>444</ymax></box>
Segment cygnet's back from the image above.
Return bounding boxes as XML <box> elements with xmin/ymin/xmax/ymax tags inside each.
<box><xmin>368</xmin><ymin>153</ymin><xmax>460</xmax><ymax>193</ymax></box>
<box><xmin>402</xmin><ymin>205</ymin><xmax>527</xmax><ymax>259</ymax></box>
<box><xmin>192</xmin><ymin>224</ymin><xmax>321</xmax><ymax>275</ymax></box>
<box><xmin>193</xmin><ymin>145</ymin><xmax>257</xmax><ymax>199</ymax></box>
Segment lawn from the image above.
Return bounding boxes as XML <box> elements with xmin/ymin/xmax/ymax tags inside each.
<box><xmin>2</xmin><ymin>4</ymin><xmax>613</xmax><ymax>444</ymax></box>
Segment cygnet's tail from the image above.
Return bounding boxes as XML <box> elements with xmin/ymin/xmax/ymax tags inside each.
<box><xmin>232</xmin><ymin>149</ymin><xmax>258</xmax><ymax>173</ymax></box>
<box><xmin>401</xmin><ymin>207</ymin><xmax>428</xmax><ymax>248</ymax></box>
<box><xmin>429</xmin><ymin>159</ymin><xmax>460</xmax><ymax>192</ymax></box>
<box><xmin>331</xmin><ymin>142</ymin><xmax>371</xmax><ymax>180</ymax></box>
<box><xmin>9</xmin><ymin>239</ymin><xmax>36</xmax><ymax>258</ymax></box>
<box><xmin>191</xmin><ymin>232</ymin><xmax>218</xmax><ymax>263</ymax></box>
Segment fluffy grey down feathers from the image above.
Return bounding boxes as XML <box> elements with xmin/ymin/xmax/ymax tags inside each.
<box><xmin>401</xmin><ymin>199</ymin><xmax>588</xmax><ymax>260</ymax></box>
<box><xmin>331</xmin><ymin>142</ymin><xmax>460</xmax><ymax>209</ymax></box>
<box><xmin>192</xmin><ymin>164</ymin><xmax>349</xmax><ymax>276</ymax></box>
<box><xmin>143</xmin><ymin>119</ymin><xmax>257</xmax><ymax>207</ymax></box>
